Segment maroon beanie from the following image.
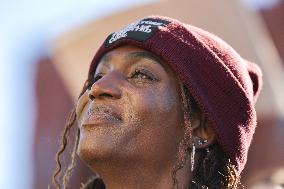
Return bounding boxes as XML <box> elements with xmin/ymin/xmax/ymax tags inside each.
<box><xmin>87</xmin><ymin>15</ymin><xmax>263</xmax><ymax>175</ymax></box>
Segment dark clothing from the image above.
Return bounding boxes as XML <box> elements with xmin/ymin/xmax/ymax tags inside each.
<box><xmin>82</xmin><ymin>177</ymin><xmax>105</xmax><ymax>189</ymax></box>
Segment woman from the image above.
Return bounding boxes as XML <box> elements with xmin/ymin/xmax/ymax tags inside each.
<box><xmin>51</xmin><ymin>16</ymin><xmax>262</xmax><ymax>189</ymax></box>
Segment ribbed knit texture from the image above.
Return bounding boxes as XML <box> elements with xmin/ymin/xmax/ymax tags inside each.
<box><xmin>87</xmin><ymin>15</ymin><xmax>263</xmax><ymax>175</ymax></box>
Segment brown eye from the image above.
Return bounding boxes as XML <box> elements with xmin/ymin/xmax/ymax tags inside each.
<box><xmin>130</xmin><ymin>69</ymin><xmax>157</xmax><ymax>81</ymax></box>
<box><xmin>94</xmin><ymin>73</ymin><xmax>104</xmax><ymax>82</ymax></box>
<box><xmin>87</xmin><ymin>73</ymin><xmax>103</xmax><ymax>89</ymax></box>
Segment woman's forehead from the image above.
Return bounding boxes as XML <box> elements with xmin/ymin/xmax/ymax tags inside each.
<box><xmin>95</xmin><ymin>45</ymin><xmax>172</xmax><ymax>72</ymax></box>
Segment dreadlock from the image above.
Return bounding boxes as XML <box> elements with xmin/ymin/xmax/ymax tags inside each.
<box><xmin>171</xmin><ymin>82</ymin><xmax>242</xmax><ymax>189</ymax></box>
<box><xmin>49</xmin><ymin>80</ymin><xmax>90</xmax><ymax>189</ymax></box>
<box><xmin>50</xmin><ymin>79</ymin><xmax>243</xmax><ymax>189</ymax></box>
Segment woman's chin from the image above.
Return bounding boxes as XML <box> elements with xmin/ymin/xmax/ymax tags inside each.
<box><xmin>78</xmin><ymin>139</ymin><xmax>113</xmax><ymax>163</ymax></box>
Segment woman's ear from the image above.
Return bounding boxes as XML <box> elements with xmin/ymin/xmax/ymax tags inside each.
<box><xmin>191</xmin><ymin>110</ymin><xmax>216</xmax><ymax>149</ymax></box>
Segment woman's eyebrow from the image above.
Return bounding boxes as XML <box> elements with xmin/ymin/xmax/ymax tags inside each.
<box><xmin>126</xmin><ymin>51</ymin><xmax>164</xmax><ymax>67</ymax></box>
<box><xmin>99</xmin><ymin>54</ymin><xmax>112</xmax><ymax>69</ymax></box>
<box><xmin>99</xmin><ymin>51</ymin><xmax>166</xmax><ymax>69</ymax></box>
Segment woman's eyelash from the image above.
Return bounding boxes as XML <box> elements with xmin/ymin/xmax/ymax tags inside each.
<box><xmin>92</xmin><ymin>69</ymin><xmax>158</xmax><ymax>84</ymax></box>
<box><xmin>86</xmin><ymin>74</ymin><xmax>101</xmax><ymax>90</ymax></box>
<box><xmin>131</xmin><ymin>69</ymin><xmax>157</xmax><ymax>81</ymax></box>
<box><xmin>93</xmin><ymin>73</ymin><xmax>104</xmax><ymax>82</ymax></box>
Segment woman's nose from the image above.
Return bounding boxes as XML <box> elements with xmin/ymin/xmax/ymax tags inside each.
<box><xmin>88</xmin><ymin>72</ymin><xmax>122</xmax><ymax>100</ymax></box>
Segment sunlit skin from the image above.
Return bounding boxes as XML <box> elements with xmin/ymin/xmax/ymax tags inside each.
<box><xmin>75</xmin><ymin>45</ymin><xmax>214</xmax><ymax>189</ymax></box>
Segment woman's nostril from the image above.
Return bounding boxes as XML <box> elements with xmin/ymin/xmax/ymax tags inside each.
<box><xmin>88</xmin><ymin>92</ymin><xmax>114</xmax><ymax>100</ymax></box>
<box><xmin>100</xmin><ymin>93</ymin><xmax>113</xmax><ymax>98</ymax></box>
<box><xmin>89</xmin><ymin>93</ymin><xmax>95</xmax><ymax>100</ymax></box>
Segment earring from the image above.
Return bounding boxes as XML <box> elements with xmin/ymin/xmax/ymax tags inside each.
<box><xmin>193</xmin><ymin>136</ymin><xmax>208</xmax><ymax>148</ymax></box>
<box><xmin>198</xmin><ymin>138</ymin><xmax>207</xmax><ymax>146</ymax></box>
<box><xmin>206</xmin><ymin>147</ymin><xmax>210</xmax><ymax>153</ymax></box>
<box><xmin>191</xmin><ymin>143</ymin><xmax>195</xmax><ymax>172</ymax></box>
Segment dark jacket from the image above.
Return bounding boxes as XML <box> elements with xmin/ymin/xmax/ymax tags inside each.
<box><xmin>81</xmin><ymin>177</ymin><xmax>105</xmax><ymax>189</ymax></box>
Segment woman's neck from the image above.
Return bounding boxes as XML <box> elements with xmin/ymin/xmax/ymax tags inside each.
<box><xmin>91</xmin><ymin>155</ymin><xmax>191</xmax><ymax>189</ymax></box>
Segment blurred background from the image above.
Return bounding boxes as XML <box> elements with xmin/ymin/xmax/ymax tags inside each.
<box><xmin>0</xmin><ymin>0</ymin><xmax>284</xmax><ymax>188</ymax></box>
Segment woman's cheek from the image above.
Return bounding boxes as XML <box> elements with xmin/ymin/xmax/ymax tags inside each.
<box><xmin>76</xmin><ymin>90</ymin><xmax>90</xmax><ymax>124</ymax></box>
<box><xmin>149</xmin><ymin>86</ymin><xmax>179</xmax><ymax>112</ymax></box>
<box><xmin>78</xmin><ymin>104</ymin><xmax>90</xmax><ymax>126</ymax></box>
<box><xmin>138</xmin><ymin>88</ymin><xmax>174</xmax><ymax>117</ymax></box>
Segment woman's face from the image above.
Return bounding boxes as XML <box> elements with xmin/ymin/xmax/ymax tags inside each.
<box><xmin>76</xmin><ymin>45</ymin><xmax>185</xmax><ymax>167</ymax></box>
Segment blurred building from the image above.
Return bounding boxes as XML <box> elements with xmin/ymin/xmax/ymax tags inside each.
<box><xmin>33</xmin><ymin>0</ymin><xmax>284</xmax><ymax>188</ymax></box>
<box><xmin>261</xmin><ymin>1</ymin><xmax>284</xmax><ymax>64</ymax></box>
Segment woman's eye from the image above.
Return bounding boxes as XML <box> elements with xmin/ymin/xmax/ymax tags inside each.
<box><xmin>86</xmin><ymin>73</ymin><xmax>104</xmax><ymax>89</ymax></box>
<box><xmin>130</xmin><ymin>69</ymin><xmax>156</xmax><ymax>81</ymax></box>
<box><xmin>94</xmin><ymin>74</ymin><xmax>103</xmax><ymax>82</ymax></box>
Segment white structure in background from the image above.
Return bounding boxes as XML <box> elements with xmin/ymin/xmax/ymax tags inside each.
<box><xmin>240</xmin><ymin>0</ymin><xmax>281</xmax><ymax>10</ymax></box>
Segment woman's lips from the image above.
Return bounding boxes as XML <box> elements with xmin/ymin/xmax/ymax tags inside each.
<box><xmin>82</xmin><ymin>106</ymin><xmax>122</xmax><ymax>127</ymax></box>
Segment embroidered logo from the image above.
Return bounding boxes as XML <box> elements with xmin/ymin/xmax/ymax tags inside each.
<box><xmin>104</xmin><ymin>18</ymin><xmax>170</xmax><ymax>47</ymax></box>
